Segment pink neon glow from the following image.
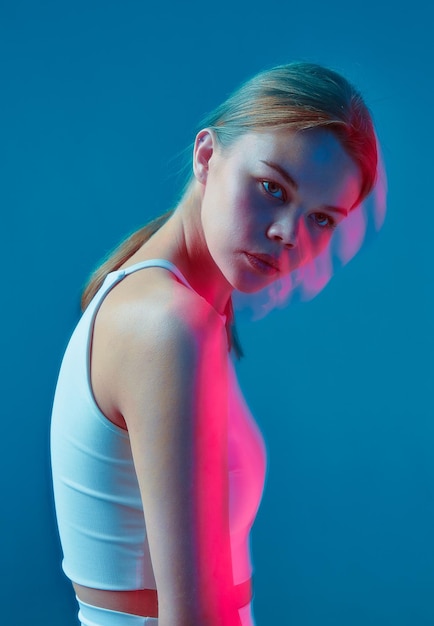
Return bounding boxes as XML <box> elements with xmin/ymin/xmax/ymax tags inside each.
<box><xmin>188</xmin><ymin>320</ymin><xmax>266</xmax><ymax>625</ymax></box>
<box><xmin>234</xmin><ymin>138</ymin><xmax>388</xmax><ymax>318</ymax></box>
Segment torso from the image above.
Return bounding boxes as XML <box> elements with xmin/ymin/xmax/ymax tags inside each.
<box><xmin>73</xmin><ymin>579</ymin><xmax>252</xmax><ymax>617</ymax></box>
<box><xmin>73</xmin><ymin>582</ymin><xmax>159</xmax><ymax>617</ymax></box>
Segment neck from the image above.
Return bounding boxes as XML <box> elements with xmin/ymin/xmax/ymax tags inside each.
<box><xmin>137</xmin><ymin>184</ymin><xmax>234</xmax><ymax>317</ymax></box>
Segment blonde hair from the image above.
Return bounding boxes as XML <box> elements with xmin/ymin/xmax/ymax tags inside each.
<box><xmin>81</xmin><ymin>62</ymin><xmax>378</xmax><ymax>356</ymax></box>
<box><xmin>193</xmin><ymin>62</ymin><xmax>377</xmax><ymax>203</ymax></box>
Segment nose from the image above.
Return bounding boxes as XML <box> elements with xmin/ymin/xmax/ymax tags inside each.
<box><xmin>266</xmin><ymin>217</ymin><xmax>297</xmax><ymax>249</ymax></box>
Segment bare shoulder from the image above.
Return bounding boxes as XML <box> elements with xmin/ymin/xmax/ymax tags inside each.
<box><xmin>93</xmin><ymin>268</ymin><xmax>227</xmax><ymax>422</ymax></box>
<box><xmin>101</xmin><ymin>267</ymin><xmax>225</xmax><ymax>352</ymax></box>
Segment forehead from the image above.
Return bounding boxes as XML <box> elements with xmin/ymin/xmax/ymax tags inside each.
<box><xmin>228</xmin><ymin>128</ymin><xmax>362</xmax><ymax>208</ymax></box>
<box><xmin>230</xmin><ymin>128</ymin><xmax>355</xmax><ymax>174</ymax></box>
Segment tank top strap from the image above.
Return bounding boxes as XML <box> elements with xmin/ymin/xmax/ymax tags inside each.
<box><xmin>105</xmin><ymin>259</ymin><xmax>227</xmax><ymax>323</ymax></box>
<box><xmin>117</xmin><ymin>258</ymin><xmax>196</xmax><ymax>292</ymax></box>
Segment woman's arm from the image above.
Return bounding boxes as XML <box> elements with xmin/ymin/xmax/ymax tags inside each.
<box><xmin>111</xmin><ymin>290</ymin><xmax>242</xmax><ymax>626</ymax></box>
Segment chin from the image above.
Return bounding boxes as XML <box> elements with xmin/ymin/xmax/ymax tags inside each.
<box><xmin>230</xmin><ymin>273</ymin><xmax>278</xmax><ymax>295</ymax></box>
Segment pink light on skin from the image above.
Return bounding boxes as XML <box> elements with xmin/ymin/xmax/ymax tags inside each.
<box><xmin>149</xmin><ymin>292</ymin><xmax>262</xmax><ymax>626</ymax></box>
<box><xmin>234</xmin><ymin>137</ymin><xmax>387</xmax><ymax>317</ymax></box>
<box><xmin>195</xmin><ymin>322</ymin><xmax>265</xmax><ymax>588</ymax></box>
<box><xmin>194</xmin><ymin>127</ymin><xmax>362</xmax><ymax>304</ymax></box>
<box><xmin>152</xmin><ymin>281</ymin><xmax>266</xmax><ymax>625</ymax></box>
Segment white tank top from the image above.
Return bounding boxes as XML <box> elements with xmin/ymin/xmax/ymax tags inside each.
<box><xmin>50</xmin><ymin>259</ymin><xmax>267</xmax><ymax>590</ymax></box>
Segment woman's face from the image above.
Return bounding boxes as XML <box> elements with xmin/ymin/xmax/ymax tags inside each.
<box><xmin>195</xmin><ymin>127</ymin><xmax>362</xmax><ymax>293</ymax></box>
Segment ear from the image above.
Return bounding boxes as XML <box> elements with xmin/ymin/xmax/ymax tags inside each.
<box><xmin>193</xmin><ymin>129</ymin><xmax>216</xmax><ymax>185</ymax></box>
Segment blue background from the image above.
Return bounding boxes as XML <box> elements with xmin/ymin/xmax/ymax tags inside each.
<box><xmin>1</xmin><ymin>1</ymin><xmax>433</xmax><ymax>624</ymax></box>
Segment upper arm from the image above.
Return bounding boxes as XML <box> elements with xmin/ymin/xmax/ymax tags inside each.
<box><xmin>112</xmin><ymin>296</ymin><xmax>241</xmax><ymax>626</ymax></box>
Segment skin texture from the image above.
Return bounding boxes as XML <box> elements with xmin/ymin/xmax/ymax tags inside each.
<box><xmin>196</xmin><ymin>128</ymin><xmax>362</xmax><ymax>302</ymax></box>
<box><xmin>74</xmin><ymin>128</ymin><xmax>362</xmax><ymax>625</ymax></box>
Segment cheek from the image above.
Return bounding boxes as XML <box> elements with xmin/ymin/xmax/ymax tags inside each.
<box><xmin>233</xmin><ymin>195</ymin><xmax>257</xmax><ymax>232</ymax></box>
<box><xmin>234</xmin><ymin>184</ymin><xmax>270</xmax><ymax>231</ymax></box>
<box><xmin>222</xmin><ymin>187</ymin><xmax>261</xmax><ymax>239</ymax></box>
<box><xmin>296</xmin><ymin>222</ymin><xmax>334</xmax><ymax>266</ymax></box>
<box><xmin>312</xmin><ymin>230</ymin><xmax>333</xmax><ymax>256</ymax></box>
<box><xmin>202</xmin><ymin>177</ymin><xmax>265</xmax><ymax>246</ymax></box>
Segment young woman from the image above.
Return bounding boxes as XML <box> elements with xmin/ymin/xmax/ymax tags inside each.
<box><xmin>50</xmin><ymin>62</ymin><xmax>380</xmax><ymax>626</ymax></box>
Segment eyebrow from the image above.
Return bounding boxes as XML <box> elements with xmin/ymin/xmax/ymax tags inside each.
<box><xmin>260</xmin><ymin>159</ymin><xmax>298</xmax><ymax>189</ymax></box>
<box><xmin>259</xmin><ymin>159</ymin><xmax>349</xmax><ymax>217</ymax></box>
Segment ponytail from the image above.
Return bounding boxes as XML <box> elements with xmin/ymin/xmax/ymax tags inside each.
<box><xmin>81</xmin><ymin>209</ymin><xmax>174</xmax><ymax>312</ymax></box>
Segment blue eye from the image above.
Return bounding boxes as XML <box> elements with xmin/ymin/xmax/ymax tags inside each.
<box><xmin>310</xmin><ymin>213</ymin><xmax>336</xmax><ymax>230</ymax></box>
<box><xmin>261</xmin><ymin>180</ymin><xmax>285</xmax><ymax>201</ymax></box>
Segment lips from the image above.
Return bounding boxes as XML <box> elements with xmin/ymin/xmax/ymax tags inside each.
<box><xmin>244</xmin><ymin>252</ymin><xmax>280</xmax><ymax>274</ymax></box>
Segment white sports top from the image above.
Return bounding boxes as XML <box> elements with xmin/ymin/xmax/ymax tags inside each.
<box><xmin>50</xmin><ymin>259</ymin><xmax>267</xmax><ymax>590</ymax></box>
